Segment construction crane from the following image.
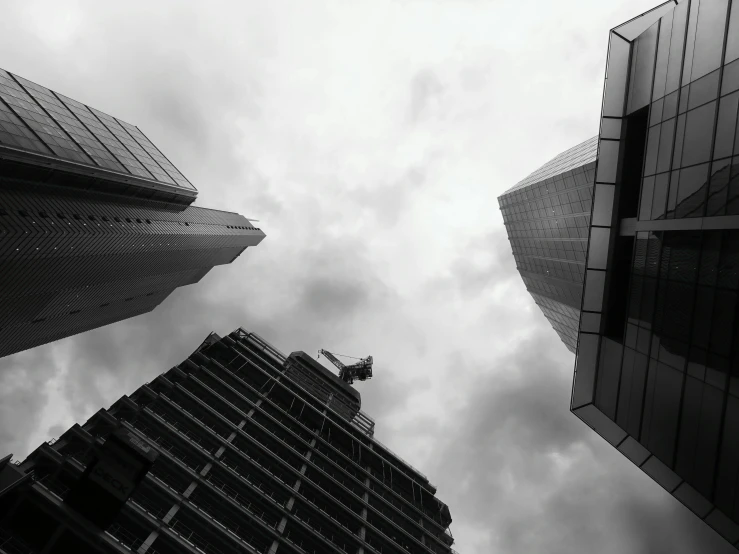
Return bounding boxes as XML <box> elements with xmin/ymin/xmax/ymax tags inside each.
<box><xmin>317</xmin><ymin>349</ymin><xmax>373</xmax><ymax>385</ymax></box>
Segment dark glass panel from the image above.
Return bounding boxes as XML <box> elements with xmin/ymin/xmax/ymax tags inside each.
<box><xmin>725</xmin><ymin>0</ymin><xmax>739</xmax><ymax>64</ymax></box>
<box><xmin>666</xmin><ymin>1</ymin><xmax>690</xmax><ymax>94</ymax></box>
<box><xmin>663</xmin><ymin>281</ymin><xmax>695</xmax><ymax>344</ymax></box>
<box><xmin>647</xmin><ymin>232</ymin><xmax>663</xmax><ymax>279</ymax></box>
<box><xmin>707</xmin><ymin>158</ymin><xmax>732</xmax><ymax>216</ymax></box>
<box><xmin>717</xmin><ymin>230</ymin><xmax>739</xmax><ymax>289</ymax></box>
<box><xmin>641</xmin><ymin>277</ymin><xmax>658</xmax><ymax>328</ymax></box>
<box><xmin>653</xmin><ymin>12</ymin><xmax>674</xmax><ymax>101</ymax></box>
<box><xmin>664</xmin><ymin>90</ymin><xmax>679</xmax><ymax>120</ymax></box>
<box><xmin>710</xmin><ymin>290</ymin><xmax>737</xmax><ymax>358</ymax></box>
<box><xmin>691</xmin><ymin>286</ymin><xmax>715</xmax><ymax>349</ymax></box>
<box><xmin>573</xmin><ymin>333</ymin><xmax>600</xmax><ymax>409</ymax></box>
<box><xmin>626</xmin><ymin>323</ymin><xmax>639</xmax><ymax>349</ymax></box>
<box><xmin>628</xmin><ymin>352</ymin><xmax>649</xmax><ymax>437</ymax></box>
<box><xmin>595</xmin><ymin>338</ymin><xmax>623</xmax><ymax>419</ymax></box>
<box><xmin>657</xmin><ymin>118</ymin><xmax>676</xmax><ymax>173</ymax></box>
<box><xmin>637</xmin><ymin>326</ymin><xmax>652</xmax><ymax>354</ymax></box>
<box><xmin>679</xmin><ymin>84</ymin><xmax>690</xmax><ymax>114</ymax></box>
<box><xmin>617</xmin><ymin>347</ymin><xmax>635</xmax><ymax>430</ymax></box>
<box><xmin>629</xmin><ymin>275</ymin><xmax>645</xmax><ymax>325</ymax></box>
<box><xmin>699</xmin><ymin>230</ymin><xmax>722</xmax><ymax>287</ymax></box>
<box><xmin>675</xmin><ymin>163</ymin><xmax>709</xmax><ymax>218</ymax></box>
<box><xmin>714</xmin><ymin>92</ymin><xmax>739</xmax><ymax>160</ymax></box>
<box><xmin>681</xmin><ymin>101</ymin><xmax>717</xmax><ymax>167</ymax></box>
<box><xmin>688</xmin><ymin>69</ymin><xmax>720</xmax><ymax>110</ymax></box>
<box><xmin>726</xmin><ymin>158</ymin><xmax>739</xmax><ymax>214</ymax></box>
<box><xmin>672</xmin><ymin>114</ymin><xmax>687</xmax><ymax>170</ymax></box>
<box><xmin>628</xmin><ymin>22</ymin><xmax>659</xmax><ymax>114</ymax></box>
<box><xmin>688</xmin><ymin>346</ymin><xmax>708</xmax><ymax>380</ymax></box>
<box><xmin>639</xmin><ymin>358</ymin><xmax>660</xmax><ymax>446</ymax></box>
<box><xmin>706</xmin><ymin>352</ymin><xmax>729</xmax><ymax>389</ymax></box>
<box><xmin>650</xmin><ymin>98</ymin><xmax>664</xmax><ymax>126</ymax></box>
<box><xmin>640</xmin><ymin>176</ymin><xmax>655</xmax><ymax>220</ymax></box>
<box><xmin>723</xmin><ymin>58</ymin><xmax>739</xmax><ymax>96</ymax></box>
<box><xmin>689</xmin><ymin>0</ymin><xmax>730</xmax><ymax>82</ymax></box>
<box><xmin>645</xmin><ymin>124</ymin><xmax>661</xmax><ymax>176</ymax></box>
<box><xmin>675</xmin><ymin>375</ymin><xmax>704</xmax><ymax>482</ymax></box>
<box><xmin>652</xmin><ymin>173</ymin><xmax>670</xmax><ymax>219</ymax></box>
<box><xmin>714</xmin><ymin>395</ymin><xmax>739</xmax><ymax>514</ymax></box>
<box><xmin>681</xmin><ymin>0</ymin><xmax>701</xmax><ymax>87</ymax></box>
<box><xmin>646</xmin><ymin>362</ymin><xmax>683</xmax><ymax>464</ymax></box>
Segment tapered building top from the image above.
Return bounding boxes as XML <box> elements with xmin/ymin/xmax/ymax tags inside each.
<box><xmin>499</xmin><ymin>136</ymin><xmax>598</xmax><ymax>352</ymax></box>
<box><xmin>0</xmin><ymin>68</ymin><xmax>265</xmax><ymax>358</ymax></box>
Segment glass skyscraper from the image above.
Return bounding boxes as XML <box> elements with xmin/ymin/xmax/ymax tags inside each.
<box><xmin>0</xmin><ymin>68</ymin><xmax>265</xmax><ymax>358</ymax></box>
<box><xmin>545</xmin><ymin>0</ymin><xmax>739</xmax><ymax>548</ymax></box>
<box><xmin>0</xmin><ymin>328</ymin><xmax>455</xmax><ymax>554</ymax></box>
<box><xmin>498</xmin><ymin>137</ymin><xmax>598</xmax><ymax>352</ymax></box>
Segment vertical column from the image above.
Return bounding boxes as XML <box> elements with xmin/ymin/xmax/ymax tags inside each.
<box><xmin>357</xmin><ymin>442</ymin><xmax>373</xmax><ymax>554</ymax></box>
<box><xmin>268</xmin><ymin>437</ymin><xmax>317</xmax><ymax>554</ymax></box>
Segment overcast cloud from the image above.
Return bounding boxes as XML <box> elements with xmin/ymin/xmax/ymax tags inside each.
<box><xmin>0</xmin><ymin>0</ymin><xmax>734</xmax><ymax>552</ymax></box>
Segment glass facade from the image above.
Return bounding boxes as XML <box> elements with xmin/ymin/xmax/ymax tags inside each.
<box><xmin>0</xmin><ymin>329</ymin><xmax>455</xmax><ymax>554</ymax></box>
<box><xmin>0</xmin><ymin>69</ymin><xmax>266</xmax><ymax>359</ymax></box>
<box><xmin>570</xmin><ymin>0</ymin><xmax>739</xmax><ymax>549</ymax></box>
<box><xmin>499</xmin><ymin>136</ymin><xmax>598</xmax><ymax>352</ymax></box>
<box><xmin>0</xmin><ymin>67</ymin><xmax>197</xmax><ymax>204</ymax></box>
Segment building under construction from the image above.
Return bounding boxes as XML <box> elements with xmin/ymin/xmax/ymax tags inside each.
<box><xmin>0</xmin><ymin>328</ymin><xmax>455</xmax><ymax>554</ymax></box>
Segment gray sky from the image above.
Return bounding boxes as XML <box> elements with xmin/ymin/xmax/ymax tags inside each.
<box><xmin>0</xmin><ymin>0</ymin><xmax>734</xmax><ymax>552</ymax></box>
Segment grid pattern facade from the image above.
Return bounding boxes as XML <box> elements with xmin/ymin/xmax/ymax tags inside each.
<box><xmin>0</xmin><ymin>67</ymin><xmax>195</xmax><ymax>192</ymax></box>
<box><xmin>571</xmin><ymin>0</ymin><xmax>739</xmax><ymax>549</ymax></box>
<box><xmin>499</xmin><ymin>141</ymin><xmax>597</xmax><ymax>353</ymax></box>
<box><xmin>0</xmin><ymin>329</ymin><xmax>455</xmax><ymax>554</ymax></box>
<box><xmin>0</xmin><ymin>179</ymin><xmax>264</xmax><ymax>358</ymax></box>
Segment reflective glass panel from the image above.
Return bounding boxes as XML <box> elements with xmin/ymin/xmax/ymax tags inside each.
<box><xmin>653</xmin><ymin>12</ymin><xmax>674</xmax><ymax>101</ymax></box>
<box><xmin>681</xmin><ymin>101</ymin><xmax>717</xmax><ymax>167</ymax></box>
<box><xmin>675</xmin><ymin>163</ymin><xmax>709</xmax><ymax>218</ymax></box>
<box><xmin>628</xmin><ymin>21</ymin><xmax>660</xmax><ymax>114</ymax></box>
<box><xmin>666</xmin><ymin>1</ymin><xmax>689</xmax><ymax>94</ymax></box>
<box><xmin>689</xmin><ymin>0</ymin><xmax>730</xmax><ymax>82</ymax></box>
<box><xmin>714</xmin><ymin>92</ymin><xmax>739</xmax><ymax>160</ymax></box>
<box><xmin>724</xmin><ymin>0</ymin><xmax>739</xmax><ymax>64</ymax></box>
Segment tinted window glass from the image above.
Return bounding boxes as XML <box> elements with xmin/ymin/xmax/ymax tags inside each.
<box><xmin>640</xmin><ymin>176</ymin><xmax>655</xmax><ymax>220</ymax></box>
<box><xmin>688</xmin><ymin>69</ymin><xmax>719</xmax><ymax>110</ymax></box>
<box><xmin>707</xmin><ymin>158</ymin><xmax>732</xmax><ymax>216</ymax></box>
<box><xmin>714</xmin><ymin>92</ymin><xmax>739</xmax><ymax>160</ymax></box>
<box><xmin>629</xmin><ymin>22</ymin><xmax>659</xmax><ymax>114</ymax></box>
<box><xmin>675</xmin><ymin>163</ymin><xmax>709</xmax><ymax>218</ymax></box>
<box><xmin>722</xmin><ymin>58</ymin><xmax>739</xmax><ymax>96</ymax></box>
<box><xmin>664</xmin><ymin>90</ymin><xmax>679</xmax><ymax>120</ymax></box>
<box><xmin>657</xmin><ymin>118</ymin><xmax>676</xmax><ymax>173</ymax></box>
<box><xmin>725</xmin><ymin>0</ymin><xmax>739</xmax><ymax>64</ymax></box>
<box><xmin>653</xmin><ymin>12</ymin><xmax>674</xmax><ymax>101</ymax></box>
<box><xmin>680</xmin><ymin>101</ymin><xmax>716</xmax><ymax>167</ymax></box>
<box><xmin>689</xmin><ymin>0</ymin><xmax>730</xmax><ymax>81</ymax></box>
<box><xmin>652</xmin><ymin>173</ymin><xmax>670</xmax><ymax>220</ymax></box>
<box><xmin>666</xmin><ymin>1</ymin><xmax>690</xmax><ymax>94</ymax></box>
<box><xmin>645</xmin><ymin>124</ymin><xmax>661</xmax><ymax>176</ymax></box>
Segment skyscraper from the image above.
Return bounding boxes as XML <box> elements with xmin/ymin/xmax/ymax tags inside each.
<box><xmin>498</xmin><ymin>137</ymin><xmax>598</xmax><ymax>352</ymax></box>
<box><xmin>0</xmin><ymin>68</ymin><xmax>265</xmax><ymax>358</ymax></box>
<box><xmin>502</xmin><ymin>0</ymin><xmax>739</xmax><ymax>548</ymax></box>
<box><xmin>0</xmin><ymin>328</ymin><xmax>455</xmax><ymax>554</ymax></box>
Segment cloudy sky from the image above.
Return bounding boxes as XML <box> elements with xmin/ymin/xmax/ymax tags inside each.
<box><xmin>0</xmin><ymin>0</ymin><xmax>734</xmax><ymax>552</ymax></box>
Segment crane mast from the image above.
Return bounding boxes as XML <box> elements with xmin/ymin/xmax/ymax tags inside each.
<box><xmin>317</xmin><ymin>349</ymin><xmax>373</xmax><ymax>385</ymax></box>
